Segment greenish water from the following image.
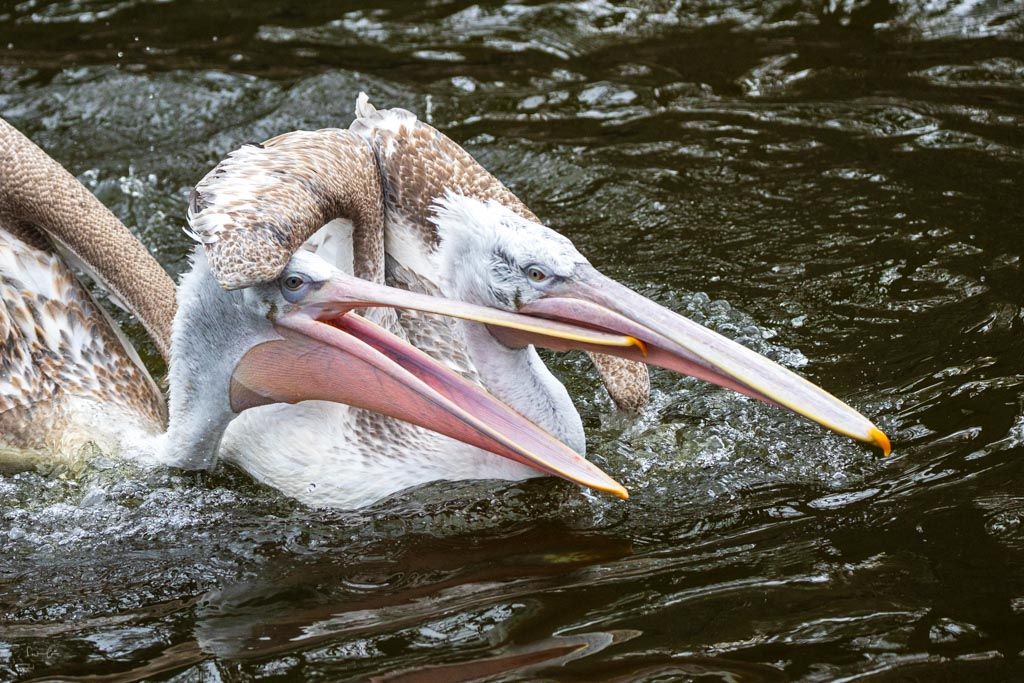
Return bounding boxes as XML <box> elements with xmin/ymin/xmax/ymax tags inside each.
<box><xmin>2</xmin><ymin>1</ymin><xmax>1024</xmax><ymax>680</ymax></box>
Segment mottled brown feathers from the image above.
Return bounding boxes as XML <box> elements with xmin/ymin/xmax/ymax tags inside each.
<box><xmin>590</xmin><ymin>353</ymin><xmax>652</xmax><ymax>414</ymax></box>
<box><xmin>188</xmin><ymin>129</ymin><xmax>385</xmax><ymax>290</ymax></box>
<box><xmin>351</xmin><ymin>100</ymin><xmax>538</xmax><ymax>246</ymax></box>
<box><xmin>0</xmin><ymin>227</ymin><xmax>165</xmax><ymax>447</ymax></box>
<box><xmin>0</xmin><ymin>117</ymin><xmax>177</xmax><ymax>361</ymax></box>
<box><xmin>0</xmin><ymin>117</ymin><xmax>170</xmax><ymax>447</ymax></box>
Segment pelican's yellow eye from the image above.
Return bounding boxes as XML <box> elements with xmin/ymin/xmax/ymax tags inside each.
<box><xmin>527</xmin><ymin>266</ymin><xmax>547</xmax><ymax>283</ymax></box>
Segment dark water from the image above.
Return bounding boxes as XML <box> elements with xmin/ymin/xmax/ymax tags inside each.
<box><xmin>2</xmin><ymin>1</ymin><xmax>1024</xmax><ymax>680</ymax></box>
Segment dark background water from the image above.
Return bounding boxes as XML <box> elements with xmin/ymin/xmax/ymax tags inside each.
<box><xmin>2</xmin><ymin>1</ymin><xmax>1024</xmax><ymax>680</ymax></box>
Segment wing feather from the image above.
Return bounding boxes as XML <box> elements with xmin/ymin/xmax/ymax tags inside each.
<box><xmin>0</xmin><ymin>226</ymin><xmax>165</xmax><ymax>447</ymax></box>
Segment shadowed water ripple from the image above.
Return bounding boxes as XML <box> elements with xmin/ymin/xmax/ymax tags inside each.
<box><xmin>1</xmin><ymin>1</ymin><xmax>1024</xmax><ymax>680</ymax></box>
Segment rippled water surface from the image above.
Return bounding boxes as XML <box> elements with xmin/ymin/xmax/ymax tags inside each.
<box><xmin>2</xmin><ymin>1</ymin><xmax>1024</xmax><ymax>680</ymax></box>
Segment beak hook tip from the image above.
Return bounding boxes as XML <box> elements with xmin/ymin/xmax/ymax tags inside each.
<box><xmin>629</xmin><ymin>336</ymin><xmax>648</xmax><ymax>358</ymax></box>
<box><xmin>870</xmin><ymin>427</ymin><xmax>892</xmax><ymax>456</ymax></box>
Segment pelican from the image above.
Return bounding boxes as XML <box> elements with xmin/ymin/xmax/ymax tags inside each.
<box><xmin>0</xmin><ymin>117</ymin><xmax>662</xmax><ymax>500</ymax></box>
<box><xmin>180</xmin><ymin>95</ymin><xmax>891</xmax><ymax>508</ymax></box>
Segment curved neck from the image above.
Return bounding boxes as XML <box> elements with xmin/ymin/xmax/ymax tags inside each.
<box><xmin>159</xmin><ymin>251</ymin><xmax>273</xmax><ymax>469</ymax></box>
<box><xmin>188</xmin><ymin>129</ymin><xmax>386</xmax><ymax>290</ymax></box>
<box><xmin>0</xmin><ymin>118</ymin><xmax>177</xmax><ymax>360</ymax></box>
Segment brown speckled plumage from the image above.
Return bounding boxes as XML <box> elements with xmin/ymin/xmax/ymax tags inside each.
<box><xmin>350</xmin><ymin>102</ymin><xmax>538</xmax><ymax>245</ymax></box>
<box><xmin>0</xmin><ymin>226</ymin><xmax>165</xmax><ymax>449</ymax></box>
<box><xmin>189</xmin><ymin>129</ymin><xmax>385</xmax><ymax>290</ymax></box>
<box><xmin>0</xmin><ymin>117</ymin><xmax>177</xmax><ymax>361</ymax></box>
<box><xmin>590</xmin><ymin>353</ymin><xmax>652</xmax><ymax>414</ymax></box>
<box><xmin>0</xmin><ymin>118</ymin><xmax>169</xmax><ymax>450</ymax></box>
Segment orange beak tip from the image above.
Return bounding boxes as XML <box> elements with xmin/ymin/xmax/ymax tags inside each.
<box><xmin>870</xmin><ymin>427</ymin><xmax>892</xmax><ymax>456</ymax></box>
<box><xmin>609</xmin><ymin>483</ymin><xmax>630</xmax><ymax>500</ymax></box>
<box><xmin>630</xmin><ymin>337</ymin><xmax>648</xmax><ymax>358</ymax></box>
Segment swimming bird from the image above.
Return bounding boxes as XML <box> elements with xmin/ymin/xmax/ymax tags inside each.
<box><xmin>0</xmin><ymin>117</ymin><xmax>642</xmax><ymax>501</ymax></box>
<box><xmin>184</xmin><ymin>95</ymin><xmax>891</xmax><ymax>508</ymax></box>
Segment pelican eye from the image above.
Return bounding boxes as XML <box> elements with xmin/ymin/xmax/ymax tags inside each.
<box><xmin>526</xmin><ymin>266</ymin><xmax>548</xmax><ymax>283</ymax></box>
<box><xmin>281</xmin><ymin>272</ymin><xmax>319</xmax><ymax>304</ymax></box>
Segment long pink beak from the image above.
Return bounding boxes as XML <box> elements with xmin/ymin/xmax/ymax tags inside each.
<box><xmin>302</xmin><ymin>266</ymin><xmax>889</xmax><ymax>454</ymax></box>
<box><xmin>494</xmin><ymin>266</ymin><xmax>891</xmax><ymax>455</ymax></box>
<box><xmin>227</xmin><ymin>281</ymin><xmax>630</xmax><ymax>499</ymax></box>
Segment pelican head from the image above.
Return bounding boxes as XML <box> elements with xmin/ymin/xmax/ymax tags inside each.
<box><xmin>428</xmin><ymin>192</ymin><xmax>892</xmax><ymax>455</ymax></box>
<box><xmin>432</xmin><ymin>191</ymin><xmax>589</xmax><ymax>310</ymax></box>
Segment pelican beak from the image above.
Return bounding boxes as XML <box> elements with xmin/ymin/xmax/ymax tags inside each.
<box><xmin>227</xmin><ymin>282</ymin><xmax>629</xmax><ymax>500</ymax></box>
<box><xmin>492</xmin><ymin>265</ymin><xmax>890</xmax><ymax>455</ymax></box>
<box><xmin>293</xmin><ymin>270</ymin><xmax>890</xmax><ymax>454</ymax></box>
<box><xmin>310</xmin><ymin>268</ymin><xmax>889</xmax><ymax>454</ymax></box>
